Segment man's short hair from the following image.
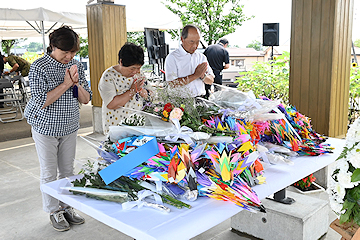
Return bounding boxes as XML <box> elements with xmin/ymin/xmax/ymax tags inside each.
<box><xmin>181</xmin><ymin>24</ymin><xmax>201</xmax><ymax>39</ymax></box>
<box><xmin>118</xmin><ymin>42</ymin><xmax>144</xmax><ymax>67</ymax></box>
<box><xmin>219</xmin><ymin>38</ymin><xmax>229</xmax><ymax>45</ymax></box>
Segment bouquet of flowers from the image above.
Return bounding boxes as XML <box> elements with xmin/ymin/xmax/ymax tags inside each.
<box><xmin>293</xmin><ymin>174</ymin><xmax>316</xmax><ymax>191</ymax></box>
<box><xmin>328</xmin><ymin>118</ymin><xmax>360</xmax><ymax>225</ymax></box>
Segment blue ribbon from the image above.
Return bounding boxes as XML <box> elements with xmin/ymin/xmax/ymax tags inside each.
<box><xmin>72</xmin><ymin>85</ymin><xmax>78</xmax><ymax>98</ymax></box>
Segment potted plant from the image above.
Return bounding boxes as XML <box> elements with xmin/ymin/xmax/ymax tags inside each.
<box><xmin>292</xmin><ymin>173</ymin><xmax>324</xmax><ymax>194</ymax></box>
<box><xmin>328</xmin><ymin>118</ymin><xmax>360</xmax><ymax>239</ymax></box>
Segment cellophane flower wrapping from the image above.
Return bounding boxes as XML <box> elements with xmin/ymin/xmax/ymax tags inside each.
<box><xmin>208</xmin><ymin>87</ymin><xmax>283</xmax><ymax>122</ymax></box>
<box><xmin>108</xmin><ymin>109</ymin><xmax>178</xmax><ymax>142</ymax></box>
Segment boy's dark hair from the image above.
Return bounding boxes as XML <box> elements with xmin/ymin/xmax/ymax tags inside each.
<box><xmin>47</xmin><ymin>25</ymin><xmax>80</xmax><ymax>54</ymax></box>
<box><xmin>118</xmin><ymin>42</ymin><xmax>144</xmax><ymax>67</ymax></box>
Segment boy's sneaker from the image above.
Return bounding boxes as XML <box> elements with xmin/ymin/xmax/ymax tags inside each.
<box><xmin>50</xmin><ymin>210</ymin><xmax>70</xmax><ymax>232</ymax></box>
<box><xmin>63</xmin><ymin>206</ymin><xmax>85</xmax><ymax>225</ymax></box>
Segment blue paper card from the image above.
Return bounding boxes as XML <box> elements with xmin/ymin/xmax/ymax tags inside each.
<box><xmin>99</xmin><ymin>136</ymin><xmax>159</xmax><ymax>185</ymax></box>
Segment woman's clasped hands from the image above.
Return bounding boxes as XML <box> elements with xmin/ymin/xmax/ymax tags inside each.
<box><xmin>129</xmin><ymin>76</ymin><xmax>145</xmax><ymax>98</ymax></box>
<box><xmin>65</xmin><ymin>65</ymin><xmax>79</xmax><ymax>87</ymax></box>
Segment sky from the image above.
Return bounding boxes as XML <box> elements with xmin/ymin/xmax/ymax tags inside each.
<box><xmin>1</xmin><ymin>0</ymin><xmax>359</xmax><ymax>48</ymax></box>
<box><xmin>227</xmin><ymin>0</ymin><xmax>292</xmax><ymax>47</ymax></box>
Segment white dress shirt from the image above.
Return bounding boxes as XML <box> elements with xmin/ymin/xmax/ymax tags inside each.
<box><xmin>165</xmin><ymin>44</ymin><xmax>214</xmax><ymax>97</ymax></box>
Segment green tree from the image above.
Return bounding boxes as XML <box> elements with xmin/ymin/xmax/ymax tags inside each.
<box><xmin>27</xmin><ymin>42</ymin><xmax>43</xmax><ymax>52</ymax></box>
<box><xmin>78</xmin><ymin>37</ymin><xmax>88</xmax><ymax>58</ymax></box>
<box><xmin>163</xmin><ymin>0</ymin><xmax>253</xmax><ymax>45</ymax></box>
<box><xmin>354</xmin><ymin>39</ymin><xmax>360</xmax><ymax>48</ymax></box>
<box><xmin>1</xmin><ymin>39</ymin><xmax>24</xmax><ymax>55</ymax></box>
<box><xmin>246</xmin><ymin>40</ymin><xmax>263</xmax><ymax>51</ymax></box>
<box><xmin>127</xmin><ymin>32</ymin><xmax>145</xmax><ymax>50</ymax></box>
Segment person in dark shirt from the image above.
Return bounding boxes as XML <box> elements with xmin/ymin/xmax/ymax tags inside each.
<box><xmin>0</xmin><ymin>53</ymin><xmax>4</xmax><ymax>75</ymax></box>
<box><xmin>203</xmin><ymin>38</ymin><xmax>230</xmax><ymax>98</ymax></box>
<box><xmin>2</xmin><ymin>55</ymin><xmax>31</xmax><ymax>77</ymax></box>
<box><xmin>2</xmin><ymin>54</ymin><xmax>32</xmax><ymax>103</ymax></box>
<box><xmin>0</xmin><ymin>53</ymin><xmax>5</xmax><ymax>108</ymax></box>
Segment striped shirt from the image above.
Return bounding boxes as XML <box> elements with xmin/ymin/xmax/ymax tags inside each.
<box><xmin>24</xmin><ymin>54</ymin><xmax>92</xmax><ymax>136</ymax></box>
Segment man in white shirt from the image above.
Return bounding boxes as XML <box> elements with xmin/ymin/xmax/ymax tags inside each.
<box><xmin>165</xmin><ymin>24</ymin><xmax>214</xmax><ymax>97</ymax></box>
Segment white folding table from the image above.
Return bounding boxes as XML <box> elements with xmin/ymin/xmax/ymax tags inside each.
<box><xmin>41</xmin><ymin>137</ymin><xmax>344</xmax><ymax>240</ymax></box>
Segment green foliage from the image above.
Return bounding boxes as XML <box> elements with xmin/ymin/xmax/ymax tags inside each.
<box><xmin>340</xmin><ymin>199</ymin><xmax>356</xmax><ymax>223</ymax></box>
<box><xmin>127</xmin><ymin>31</ymin><xmax>145</xmax><ymax>50</ymax></box>
<box><xmin>351</xmin><ymin>169</ymin><xmax>360</xmax><ymax>182</ymax></box>
<box><xmin>293</xmin><ymin>174</ymin><xmax>316</xmax><ymax>190</ymax></box>
<box><xmin>162</xmin><ymin>0</ymin><xmax>253</xmax><ymax>45</ymax></box>
<box><xmin>141</xmin><ymin>64</ymin><xmax>152</xmax><ymax>73</ymax></box>
<box><xmin>246</xmin><ymin>40</ymin><xmax>263</xmax><ymax>51</ymax></box>
<box><xmin>2</xmin><ymin>39</ymin><xmax>24</xmax><ymax>55</ymax></box>
<box><xmin>27</xmin><ymin>42</ymin><xmax>43</xmax><ymax>52</ymax></box>
<box><xmin>354</xmin><ymin>39</ymin><xmax>360</xmax><ymax>48</ymax></box>
<box><xmin>235</xmin><ymin>51</ymin><xmax>290</xmax><ymax>103</ymax></box>
<box><xmin>340</xmin><ymin>188</ymin><xmax>360</xmax><ymax>225</ymax></box>
<box><xmin>234</xmin><ymin>52</ymin><xmax>360</xmax><ymax>126</ymax></box>
<box><xmin>72</xmin><ymin>173</ymin><xmax>191</xmax><ymax>209</ymax></box>
<box><xmin>78</xmin><ymin>37</ymin><xmax>88</xmax><ymax>58</ymax></box>
<box><xmin>348</xmin><ymin>66</ymin><xmax>360</xmax><ymax>124</ymax></box>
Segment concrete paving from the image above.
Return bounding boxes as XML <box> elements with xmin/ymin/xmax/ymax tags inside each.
<box><xmin>0</xmin><ymin>103</ymin><xmax>93</xmax><ymax>142</ymax></box>
<box><xmin>0</xmin><ymin>126</ymin><xmax>343</xmax><ymax>240</ymax></box>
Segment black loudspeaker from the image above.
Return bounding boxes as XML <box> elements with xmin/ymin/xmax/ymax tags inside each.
<box><xmin>263</xmin><ymin>23</ymin><xmax>279</xmax><ymax>46</ymax></box>
<box><xmin>144</xmin><ymin>28</ymin><xmax>169</xmax><ymax>64</ymax></box>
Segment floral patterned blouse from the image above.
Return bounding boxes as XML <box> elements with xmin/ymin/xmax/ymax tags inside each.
<box><xmin>98</xmin><ymin>66</ymin><xmax>146</xmax><ymax>134</ymax></box>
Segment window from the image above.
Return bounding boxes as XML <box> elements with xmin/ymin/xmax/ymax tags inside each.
<box><xmin>236</xmin><ymin>60</ymin><xmax>244</xmax><ymax>67</ymax></box>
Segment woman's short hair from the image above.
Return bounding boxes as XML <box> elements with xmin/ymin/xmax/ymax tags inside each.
<box><xmin>47</xmin><ymin>26</ymin><xmax>80</xmax><ymax>54</ymax></box>
<box><xmin>181</xmin><ymin>24</ymin><xmax>201</xmax><ymax>39</ymax></box>
<box><xmin>118</xmin><ymin>42</ymin><xmax>144</xmax><ymax>67</ymax></box>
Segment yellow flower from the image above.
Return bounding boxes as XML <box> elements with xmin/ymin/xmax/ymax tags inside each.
<box><xmin>163</xmin><ymin>110</ymin><xmax>169</xmax><ymax>118</ymax></box>
<box><xmin>352</xmin><ymin>62</ymin><xmax>357</xmax><ymax>67</ymax></box>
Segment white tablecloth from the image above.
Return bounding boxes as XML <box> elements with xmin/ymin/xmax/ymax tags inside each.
<box><xmin>41</xmin><ymin>137</ymin><xmax>345</xmax><ymax>240</ymax></box>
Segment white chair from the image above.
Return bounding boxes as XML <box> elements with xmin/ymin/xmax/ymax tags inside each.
<box><xmin>0</xmin><ymin>78</ymin><xmax>24</xmax><ymax>123</ymax></box>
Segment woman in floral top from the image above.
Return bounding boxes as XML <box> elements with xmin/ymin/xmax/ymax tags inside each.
<box><xmin>98</xmin><ymin>42</ymin><xmax>151</xmax><ymax>134</ymax></box>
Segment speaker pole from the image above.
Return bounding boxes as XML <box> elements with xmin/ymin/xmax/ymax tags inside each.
<box><xmin>352</xmin><ymin>41</ymin><xmax>358</xmax><ymax>65</ymax></box>
<box><xmin>271</xmin><ymin>45</ymin><xmax>274</xmax><ymax>75</ymax></box>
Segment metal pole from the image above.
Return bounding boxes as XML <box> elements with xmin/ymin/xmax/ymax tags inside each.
<box><xmin>41</xmin><ymin>21</ymin><xmax>46</xmax><ymax>54</ymax></box>
<box><xmin>271</xmin><ymin>45</ymin><xmax>274</xmax><ymax>75</ymax></box>
<box><xmin>352</xmin><ymin>41</ymin><xmax>358</xmax><ymax>65</ymax></box>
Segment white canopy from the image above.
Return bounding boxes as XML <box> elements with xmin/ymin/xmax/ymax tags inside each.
<box><xmin>0</xmin><ymin>8</ymin><xmax>87</xmax><ymax>39</ymax></box>
<box><xmin>0</xmin><ymin>2</ymin><xmax>182</xmax><ymax>53</ymax></box>
<box><xmin>0</xmin><ymin>2</ymin><xmax>182</xmax><ymax>39</ymax></box>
